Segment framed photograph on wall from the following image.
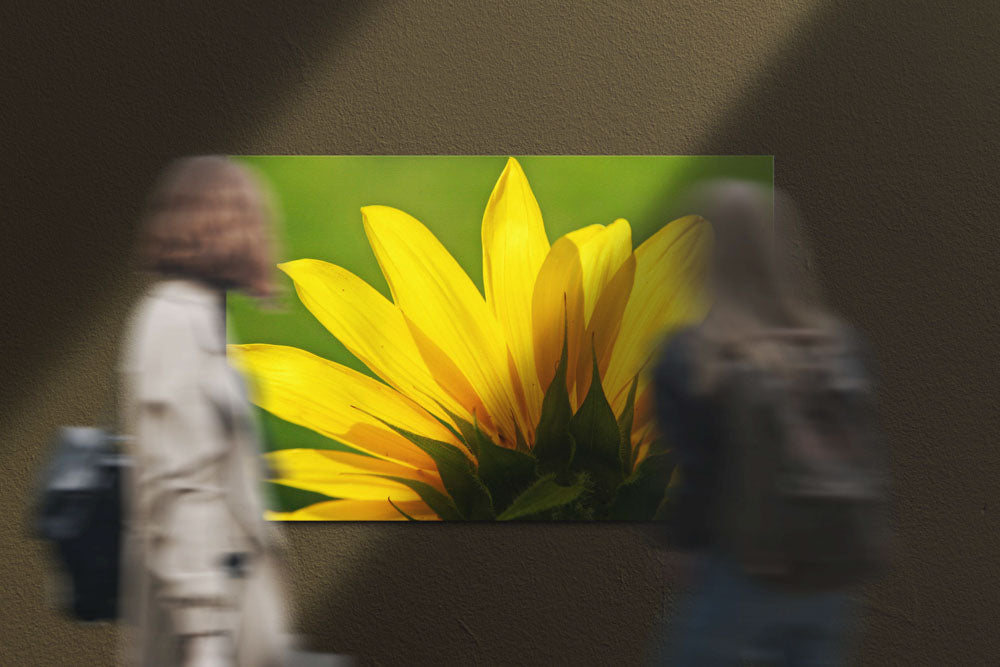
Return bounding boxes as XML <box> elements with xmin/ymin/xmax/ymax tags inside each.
<box><xmin>226</xmin><ymin>155</ymin><xmax>772</xmax><ymax>521</ymax></box>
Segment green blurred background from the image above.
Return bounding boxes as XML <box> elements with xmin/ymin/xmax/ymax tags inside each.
<box><xmin>227</xmin><ymin>155</ymin><xmax>772</xmax><ymax>511</ymax></box>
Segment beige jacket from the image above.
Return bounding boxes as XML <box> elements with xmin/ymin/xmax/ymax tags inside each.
<box><xmin>119</xmin><ymin>278</ymin><xmax>288</xmax><ymax>666</ymax></box>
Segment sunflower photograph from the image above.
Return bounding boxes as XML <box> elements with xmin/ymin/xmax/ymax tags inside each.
<box><xmin>226</xmin><ymin>155</ymin><xmax>772</xmax><ymax>521</ymax></box>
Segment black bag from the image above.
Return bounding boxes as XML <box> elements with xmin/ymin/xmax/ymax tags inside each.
<box><xmin>35</xmin><ymin>426</ymin><xmax>129</xmax><ymax>621</ymax></box>
<box><xmin>714</xmin><ymin>328</ymin><xmax>890</xmax><ymax>590</ymax></box>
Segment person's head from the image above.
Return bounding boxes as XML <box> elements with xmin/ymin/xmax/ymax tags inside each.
<box><xmin>138</xmin><ymin>156</ymin><xmax>278</xmax><ymax>298</ymax></box>
<box><xmin>683</xmin><ymin>179</ymin><xmax>835</xmax><ymax>387</ymax></box>
<box><xmin>689</xmin><ymin>180</ymin><xmax>774</xmax><ymax>307</ymax></box>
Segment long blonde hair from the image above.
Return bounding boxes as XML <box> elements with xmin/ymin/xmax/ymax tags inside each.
<box><xmin>688</xmin><ymin>181</ymin><xmax>837</xmax><ymax>392</ymax></box>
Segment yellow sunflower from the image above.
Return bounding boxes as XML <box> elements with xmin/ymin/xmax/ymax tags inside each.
<box><xmin>229</xmin><ymin>157</ymin><xmax>710</xmax><ymax>521</ymax></box>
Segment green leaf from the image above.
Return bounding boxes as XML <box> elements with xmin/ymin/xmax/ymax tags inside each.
<box><xmin>367</xmin><ymin>474</ymin><xmax>463</xmax><ymax>521</ymax></box>
<box><xmin>497</xmin><ymin>474</ymin><xmax>588</xmax><ymax>521</ymax></box>
<box><xmin>618</xmin><ymin>374</ymin><xmax>639</xmax><ymax>475</ymax></box>
<box><xmin>568</xmin><ymin>344</ymin><xmax>624</xmax><ymax>502</ymax></box>
<box><xmin>472</xmin><ymin>420</ymin><xmax>538</xmax><ymax>514</ymax></box>
<box><xmin>609</xmin><ymin>451</ymin><xmax>677</xmax><ymax>520</ymax></box>
<box><xmin>533</xmin><ymin>316</ymin><xmax>574</xmax><ymax>475</ymax></box>
<box><xmin>366</xmin><ymin>415</ymin><xmax>495</xmax><ymax>520</ymax></box>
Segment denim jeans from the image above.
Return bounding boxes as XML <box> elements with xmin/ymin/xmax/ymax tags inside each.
<box><xmin>649</xmin><ymin>554</ymin><xmax>854</xmax><ymax>666</ymax></box>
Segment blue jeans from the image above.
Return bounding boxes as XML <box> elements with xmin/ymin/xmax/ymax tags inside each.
<box><xmin>649</xmin><ymin>554</ymin><xmax>854</xmax><ymax>666</ymax></box>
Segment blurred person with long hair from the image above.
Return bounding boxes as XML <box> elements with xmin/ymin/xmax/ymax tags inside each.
<box><xmin>648</xmin><ymin>181</ymin><xmax>883</xmax><ymax>665</ymax></box>
<box><xmin>118</xmin><ymin>156</ymin><xmax>289</xmax><ymax>666</ymax></box>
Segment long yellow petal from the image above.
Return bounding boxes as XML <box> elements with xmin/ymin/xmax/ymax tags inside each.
<box><xmin>576</xmin><ymin>218</ymin><xmax>633</xmax><ymax>323</ymax></box>
<box><xmin>574</xmin><ymin>253</ymin><xmax>635</xmax><ymax>403</ymax></box>
<box><xmin>532</xmin><ymin>221</ymin><xmax>634</xmax><ymax>407</ymax></box>
<box><xmin>400</xmin><ymin>311</ymin><xmax>497</xmax><ymax>438</ymax></box>
<box><xmin>229</xmin><ymin>343</ymin><xmax>463</xmax><ymax>470</ymax></box>
<box><xmin>278</xmin><ymin>259</ymin><xmax>473</xmax><ymax>427</ymax></box>
<box><xmin>362</xmin><ymin>205</ymin><xmax>522</xmax><ymax>447</ymax></box>
<box><xmin>267</xmin><ymin>448</ymin><xmax>446</xmax><ymax>500</ymax></box>
<box><xmin>631</xmin><ymin>439</ymin><xmax>653</xmax><ymax>473</ymax></box>
<box><xmin>531</xmin><ymin>230</ymin><xmax>593</xmax><ymax>402</ymax></box>
<box><xmin>604</xmin><ymin>216</ymin><xmax>712</xmax><ymax>416</ymax></box>
<box><xmin>481</xmin><ymin>157</ymin><xmax>550</xmax><ymax>432</ymax></box>
<box><xmin>266</xmin><ymin>499</ymin><xmax>440</xmax><ymax>521</ymax></box>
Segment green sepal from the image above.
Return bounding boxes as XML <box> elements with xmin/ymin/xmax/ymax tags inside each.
<box><xmin>367</xmin><ymin>474</ymin><xmax>463</xmax><ymax>521</ymax></box>
<box><xmin>471</xmin><ymin>419</ymin><xmax>538</xmax><ymax>514</ymax></box>
<box><xmin>434</xmin><ymin>403</ymin><xmax>481</xmax><ymax>458</ymax></box>
<box><xmin>365</xmin><ymin>414</ymin><xmax>495</xmax><ymax>520</ymax></box>
<box><xmin>547</xmin><ymin>471</ymin><xmax>595</xmax><ymax>520</ymax></box>
<box><xmin>388</xmin><ymin>497</ymin><xmax>421</xmax><ymax>521</ymax></box>
<box><xmin>568</xmin><ymin>344</ymin><xmax>624</xmax><ymax>503</ymax></box>
<box><xmin>497</xmin><ymin>473</ymin><xmax>588</xmax><ymax>521</ymax></box>
<box><xmin>609</xmin><ymin>451</ymin><xmax>677</xmax><ymax>520</ymax></box>
<box><xmin>533</xmin><ymin>317</ymin><xmax>574</xmax><ymax>475</ymax></box>
<box><xmin>514</xmin><ymin>424</ymin><xmax>530</xmax><ymax>454</ymax></box>
<box><xmin>617</xmin><ymin>374</ymin><xmax>639</xmax><ymax>474</ymax></box>
<box><xmin>651</xmin><ymin>449</ymin><xmax>680</xmax><ymax>521</ymax></box>
<box><xmin>652</xmin><ymin>488</ymin><xmax>673</xmax><ymax>522</ymax></box>
<box><xmin>647</xmin><ymin>433</ymin><xmax>671</xmax><ymax>457</ymax></box>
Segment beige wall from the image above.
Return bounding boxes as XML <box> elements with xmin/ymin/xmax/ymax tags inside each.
<box><xmin>2</xmin><ymin>1</ymin><xmax>998</xmax><ymax>664</ymax></box>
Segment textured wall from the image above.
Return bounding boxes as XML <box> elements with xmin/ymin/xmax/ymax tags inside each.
<box><xmin>2</xmin><ymin>1</ymin><xmax>998</xmax><ymax>665</ymax></box>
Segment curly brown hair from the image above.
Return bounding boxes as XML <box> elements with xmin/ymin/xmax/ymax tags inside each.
<box><xmin>139</xmin><ymin>156</ymin><xmax>277</xmax><ymax>297</ymax></box>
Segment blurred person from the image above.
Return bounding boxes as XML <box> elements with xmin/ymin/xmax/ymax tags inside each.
<box><xmin>646</xmin><ymin>181</ymin><xmax>888</xmax><ymax>665</ymax></box>
<box><xmin>118</xmin><ymin>156</ymin><xmax>290</xmax><ymax>666</ymax></box>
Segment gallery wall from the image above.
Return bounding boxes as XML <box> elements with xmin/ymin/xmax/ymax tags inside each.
<box><xmin>2</xmin><ymin>1</ymin><xmax>998</xmax><ymax>664</ymax></box>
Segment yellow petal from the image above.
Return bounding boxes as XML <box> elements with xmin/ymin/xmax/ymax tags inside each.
<box><xmin>362</xmin><ymin>205</ymin><xmax>523</xmax><ymax>446</ymax></box>
<box><xmin>278</xmin><ymin>259</ymin><xmax>473</xmax><ymax>427</ymax></box>
<box><xmin>266</xmin><ymin>499</ymin><xmax>440</xmax><ymax>521</ymax></box>
<box><xmin>576</xmin><ymin>218</ymin><xmax>633</xmax><ymax>323</ymax></box>
<box><xmin>481</xmin><ymin>158</ymin><xmax>550</xmax><ymax>431</ymax></box>
<box><xmin>531</xmin><ymin>230</ymin><xmax>592</xmax><ymax>401</ymax></box>
<box><xmin>533</xmin><ymin>220</ymin><xmax>635</xmax><ymax>407</ymax></box>
<box><xmin>631</xmin><ymin>439</ymin><xmax>652</xmax><ymax>473</ymax></box>
<box><xmin>574</xmin><ymin>252</ymin><xmax>635</xmax><ymax>402</ymax></box>
<box><xmin>628</xmin><ymin>413</ymin><xmax>659</xmax><ymax>472</ymax></box>
<box><xmin>267</xmin><ymin>448</ymin><xmax>446</xmax><ymax>500</ymax></box>
<box><xmin>401</xmin><ymin>312</ymin><xmax>497</xmax><ymax>438</ymax></box>
<box><xmin>229</xmin><ymin>343</ymin><xmax>463</xmax><ymax>470</ymax></box>
<box><xmin>632</xmin><ymin>383</ymin><xmax>654</xmax><ymax>433</ymax></box>
<box><xmin>604</xmin><ymin>216</ymin><xmax>712</xmax><ymax>416</ymax></box>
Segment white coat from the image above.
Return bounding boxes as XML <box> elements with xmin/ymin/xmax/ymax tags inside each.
<box><xmin>118</xmin><ymin>278</ymin><xmax>288</xmax><ymax>666</ymax></box>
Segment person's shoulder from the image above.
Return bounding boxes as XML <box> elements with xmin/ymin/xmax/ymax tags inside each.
<box><xmin>826</xmin><ymin>318</ymin><xmax>870</xmax><ymax>354</ymax></box>
<box><xmin>825</xmin><ymin>318</ymin><xmax>878</xmax><ymax>376</ymax></box>
<box><xmin>653</xmin><ymin>325</ymin><xmax>701</xmax><ymax>385</ymax></box>
<box><xmin>661</xmin><ymin>325</ymin><xmax>701</xmax><ymax>363</ymax></box>
<box><xmin>121</xmin><ymin>283</ymin><xmax>207</xmax><ymax>371</ymax></box>
<box><xmin>132</xmin><ymin>286</ymin><xmax>200</xmax><ymax>339</ymax></box>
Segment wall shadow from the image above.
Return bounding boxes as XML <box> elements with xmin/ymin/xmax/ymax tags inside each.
<box><xmin>283</xmin><ymin>522</ymin><xmax>682</xmax><ymax>665</ymax></box>
<box><xmin>0</xmin><ymin>2</ymin><xmax>372</xmax><ymax>423</ymax></box>
<box><xmin>292</xmin><ymin>1</ymin><xmax>1000</xmax><ymax>665</ymax></box>
<box><xmin>690</xmin><ymin>1</ymin><xmax>1000</xmax><ymax>662</ymax></box>
<box><xmin>3</xmin><ymin>0</ymin><xmax>999</xmax><ymax>665</ymax></box>
<box><xmin>0</xmin><ymin>4</ymin><xmax>372</xmax><ymax>664</ymax></box>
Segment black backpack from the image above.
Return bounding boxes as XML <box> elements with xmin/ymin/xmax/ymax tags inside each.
<box><xmin>35</xmin><ymin>426</ymin><xmax>129</xmax><ymax>621</ymax></box>
<box><xmin>714</xmin><ymin>328</ymin><xmax>889</xmax><ymax>590</ymax></box>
